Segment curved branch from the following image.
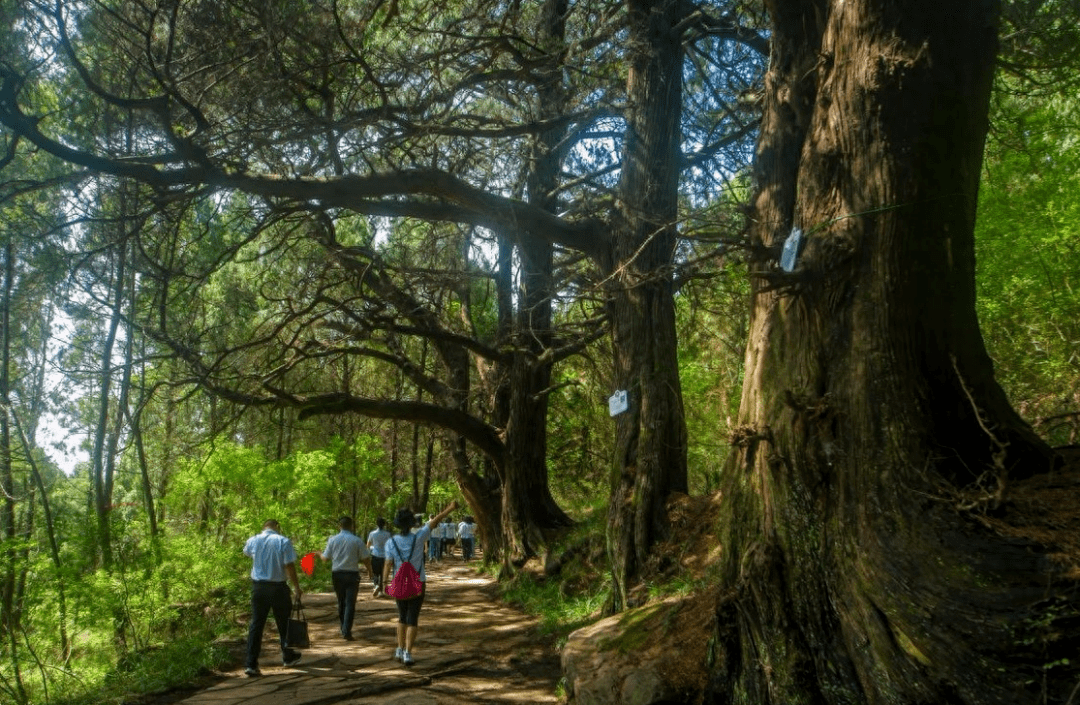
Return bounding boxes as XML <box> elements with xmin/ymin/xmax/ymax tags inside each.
<box><xmin>296</xmin><ymin>394</ymin><xmax>506</xmax><ymax>464</ymax></box>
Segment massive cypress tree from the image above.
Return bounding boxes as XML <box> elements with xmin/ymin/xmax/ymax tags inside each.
<box><xmin>711</xmin><ymin>1</ymin><xmax>1077</xmax><ymax>702</ymax></box>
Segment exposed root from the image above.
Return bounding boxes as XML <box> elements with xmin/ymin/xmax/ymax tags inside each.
<box><xmin>951</xmin><ymin>354</ymin><xmax>1010</xmax><ymax>510</ymax></box>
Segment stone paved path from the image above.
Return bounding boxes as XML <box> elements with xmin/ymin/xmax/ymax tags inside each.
<box><xmin>180</xmin><ymin>563</ymin><xmax>563</xmax><ymax>705</ymax></box>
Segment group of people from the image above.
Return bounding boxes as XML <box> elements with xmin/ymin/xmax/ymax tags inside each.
<box><xmin>241</xmin><ymin>502</ymin><xmax>477</xmax><ymax>676</ymax></box>
<box><xmin>424</xmin><ymin>511</ymin><xmax>478</xmax><ymax>563</ymax></box>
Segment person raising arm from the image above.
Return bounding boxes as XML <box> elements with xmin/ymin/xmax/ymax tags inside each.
<box><xmin>382</xmin><ymin>500</ymin><xmax>459</xmax><ymax>666</ymax></box>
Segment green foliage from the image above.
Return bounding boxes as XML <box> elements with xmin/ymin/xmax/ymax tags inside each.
<box><xmin>163</xmin><ymin>441</ymin><xmax>356</xmax><ymax>549</ymax></box>
<box><xmin>977</xmin><ymin>85</ymin><xmax>1080</xmax><ymax>444</ymax></box>
<box><xmin>0</xmin><ymin>432</ymin><xmax>400</xmax><ymax>704</ymax></box>
<box><xmin>500</xmin><ymin>570</ymin><xmax>609</xmax><ymax>647</ymax></box>
<box><xmin>96</xmin><ymin>636</ymin><xmax>231</xmax><ymax>705</ymax></box>
<box><xmin>547</xmin><ymin>366</ymin><xmax>613</xmax><ymax>512</ymax></box>
<box><xmin>677</xmin><ymin>260</ymin><xmax>750</xmax><ymax>493</ymax></box>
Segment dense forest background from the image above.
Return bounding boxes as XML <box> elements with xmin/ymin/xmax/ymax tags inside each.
<box><xmin>0</xmin><ymin>0</ymin><xmax>1078</xmax><ymax>703</ymax></box>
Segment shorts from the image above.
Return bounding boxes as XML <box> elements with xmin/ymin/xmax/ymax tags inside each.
<box><xmin>395</xmin><ymin>582</ymin><xmax>426</xmax><ymax>626</ymax></box>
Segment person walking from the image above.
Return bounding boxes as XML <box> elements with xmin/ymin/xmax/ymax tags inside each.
<box><xmin>320</xmin><ymin>516</ymin><xmax>372</xmax><ymax>640</ymax></box>
<box><xmin>383</xmin><ymin>501</ymin><xmax>458</xmax><ymax>666</ymax></box>
<box><xmin>431</xmin><ymin>517</ymin><xmax>443</xmax><ymax>562</ymax></box>
<box><xmin>440</xmin><ymin>516</ymin><xmax>456</xmax><ymax>559</ymax></box>
<box><xmin>242</xmin><ymin>519</ymin><xmax>303</xmax><ymax>677</ymax></box>
<box><xmin>457</xmin><ymin>515</ymin><xmax>476</xmax><ymax>562</ymax></box>
<box><xmin>427</xmin><ymin>514</ymin><xmax>440</xmax><ymax>562</ymax></box>
<box><xmin>367</xmin><ymin>517</ymin><xmax>392</xmax><ymax>597</ymax></box>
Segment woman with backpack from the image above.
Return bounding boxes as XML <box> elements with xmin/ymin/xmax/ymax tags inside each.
<box><xmin>382</xmin><ymin>500</ymin><xmax>459</xmax><ymax>666</ymax></box>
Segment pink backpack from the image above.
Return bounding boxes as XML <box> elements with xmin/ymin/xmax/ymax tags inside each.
<box><xmin>386</xmin><ymin>536</ymin><xmax>423</xmax><ymax>599</ymax></box>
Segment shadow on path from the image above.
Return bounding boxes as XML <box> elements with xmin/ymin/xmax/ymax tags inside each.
<box><xmin>179</xmin><ymin>563</ymin><xmax>563</xmax><ymax>704</ymax></box>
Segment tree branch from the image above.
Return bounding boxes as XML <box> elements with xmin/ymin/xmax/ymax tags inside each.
<box><xmin>295</xmin><ymin>394</ymin><xmax>506</xmax><ymax>463</ymax></box>
<box><xmin>0</xmin><ymin>67</ymin><xmax>608</xmax><ymax>257</ymax></box>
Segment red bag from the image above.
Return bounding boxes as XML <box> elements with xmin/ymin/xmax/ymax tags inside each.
<box><xmin>386</xmin><ymin>536</ymin><xmax>424</xmax><ymax>600</ymax></box>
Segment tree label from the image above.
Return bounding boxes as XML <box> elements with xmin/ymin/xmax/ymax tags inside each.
<box><xmin>780</xmin><ymin>226</ymin><xmax>803</xmax><ymax>272</ymax></box>
<box><xmin>608</xmin><ymin>390</ymin><xmax>629</xmax><ymax>416</ymax></box>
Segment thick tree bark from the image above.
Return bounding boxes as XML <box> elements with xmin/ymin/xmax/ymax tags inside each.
<box><xmin>605</xmin><ymin>0</ymin><xmax>689</xmax><ymax>612</ymax></box>
<box><xmin>499</xmin><ymin>0</ymin><xmax>575</xmax><ymax>567</ymax></box>
<box><xmin>501</xmin><ymin>236</ymin><xmax>574</xmax><ymax>565</ymax></box>
<box><xmin>446</xmin><ymin>434</ymin><xmax>502</xmax><ymax>557</ymax></box>
<box><xmin>712</xmin><ymin>1</ymin><xmax>1070</xmax><ymax>703</ymax></box>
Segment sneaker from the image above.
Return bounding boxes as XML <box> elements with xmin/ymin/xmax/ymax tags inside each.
<box><xmin>394</xmin><ymin>647</ymin><xmax>404</xmax><ymax>661</ymax></box>
<box><xmin>283</xmin><ymin>651</ymin><xmax>302</xmax><ymax>667</ymax></box>
<box><xmin>402</xmin><ymin>651</ymin><xmax>414</xmax><ymax>666</ymax></box>
<box><xmin>244</xmin><ymin>667</ymin><xmax>261</xmax><ymax>677</ymax></box>
<box><xmin>372</xmin><ymin>585</ymin><xmax>381</xmax><ymax>598</ymax></box>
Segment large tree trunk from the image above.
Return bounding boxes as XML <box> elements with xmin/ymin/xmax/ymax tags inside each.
<box><xmin>605</xmin><ymin>0</ymin><xmax>688</xmax><ymax>612</ymax></box>
<box><xmin>712</xmin><ymin>1</ymin><xmax>1071</xmax><ymax>703</ymax></box>
<box><xmin>502</xmin><ymin>237</ymin><xmax>574</xmax><ymax>565</ymax></box>
<box><xmin>500</xmin><ymin>0</ymin><xmax>575</xmax><ymax>567</ymax></box>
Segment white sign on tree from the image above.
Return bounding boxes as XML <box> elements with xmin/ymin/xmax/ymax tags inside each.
<box><xmin>608</xmin><ymin>390</ymin><xmax>628</xmax><ymax>417</ymax></box>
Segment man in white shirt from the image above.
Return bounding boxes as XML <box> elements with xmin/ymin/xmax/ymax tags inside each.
<box><xmin>457</xmin><ymin>517</ymin><xmax>476</xmax><ymax>562</ymax></box>
<box><xmin>320</xmin><ymin>516</ymin><xmax>372</xmax><ymax>640</ymax></box>
<box><xmin>427</xmin><ymin>514</ymin><xmax>440</xmax><ymax>562</ymax></box>
<box><xmin>440</xmin><ymin>518</ymin><xmax>456</xmax><ymax>559</ymax></box>
<box><xmin>243</xmin><ymin>519</ymin><xmax>303</xmax><ymax>676</ymax></box>
<box><xmin>366</xmin><ymin>517</ymin><xmax>392</xmax><ymax>597</ymax></box>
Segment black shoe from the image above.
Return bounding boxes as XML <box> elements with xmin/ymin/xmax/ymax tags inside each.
<box><xmin>342</xmin><ymin>633</ymin><xmax>355</xmax><ymax>641</ymax></box>
<box><xmin>283</xmin><ymin>651</ymin><xmax>302</xmax><ymax>667</ymax></box>
<box><xmin>244</xmin><ymin>667</ymin><xmax>261</xmax><ymax>677</ymax></box>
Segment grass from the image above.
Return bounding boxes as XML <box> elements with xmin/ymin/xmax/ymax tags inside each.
<box><xmin>499</xmin><ymin>572</ymin><xmax>609</xmax><ymax>648</ymax></box>
<box><xmin>494</xmin><ymin>502</ymin><xmax>612</xmax><ymax>648</ymax></box>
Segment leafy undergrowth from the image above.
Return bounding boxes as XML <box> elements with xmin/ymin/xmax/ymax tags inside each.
<box><xmin>494</xmin><ymin>506</ymin><xmax>611</xmax><ymax>648</ymax></box>
<box><xmin>48</xmin><ymin>620</ymin><xmax>240</xmax><ymax>705</ymax></box>
<box><xmin>496</xmin><ymin>491</ymin><xmax>728</xmax><ymax>652</ymax></box>
<box><xmin>105</xmin><ymin>636</ymin><xmax>234</xmax><ymax>705</ymax></box>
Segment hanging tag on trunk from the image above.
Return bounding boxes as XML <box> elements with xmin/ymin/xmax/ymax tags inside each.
<box><xmin>780</xmin><ymin>227</ymin><xmax>803</xmax><ymax>272</ymax></box>
<box><xmin>608</xmin><ymin>390</ymin><xmax>628</xmax><ymax>416</ymax></box>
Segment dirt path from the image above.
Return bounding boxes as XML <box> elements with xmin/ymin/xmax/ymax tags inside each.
<box><xmin>177</xmin><ymin>563</ymin><xmax>563</xmax><ymax>705</ymax></box>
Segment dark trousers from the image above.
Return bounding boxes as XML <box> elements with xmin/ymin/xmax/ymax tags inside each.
<box><xmin>460</xmin><ymin>537</ymin><xmax>474</xmax><ymax>561</ymax></box>
<box><xmin>246</xmin><ymin>581</ymin><xmax>295</xmax><ymax>669</ymax></box>
<box><xmin>332</xmin><ymin>570</ymin><xmax>361</xmax><ymax>637</ymax></box>
<box><xmin>371</xmin><ymin>556</ymin><xmax>385</xmax><ymax>587</ymax></box>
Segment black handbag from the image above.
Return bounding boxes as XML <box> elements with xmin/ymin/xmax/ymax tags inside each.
<box><xmin>286</xmin><ymin>600</ymin><xmax>310</xmax><ymax>648</ymax></box>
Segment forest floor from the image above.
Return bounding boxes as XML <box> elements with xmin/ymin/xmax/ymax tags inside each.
<box><xmin>137</xmin><ymin>558</ymin><xmax>564</xmax><ymax>705</ymax></box>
